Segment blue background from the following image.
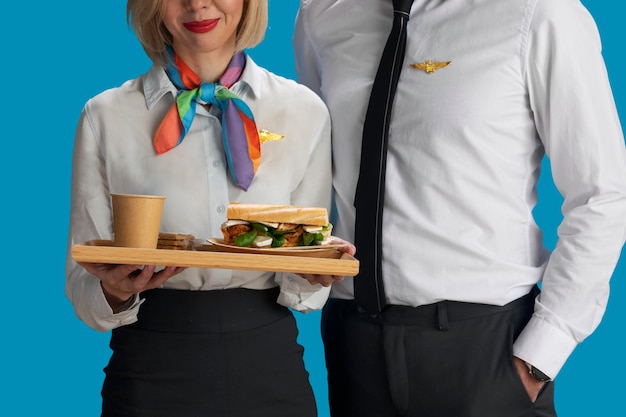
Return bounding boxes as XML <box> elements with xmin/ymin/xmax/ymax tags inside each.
<box><xmin>1</xmin><ymin>1</ymin><xmax>623</xmax><ymax>415</ymax></box>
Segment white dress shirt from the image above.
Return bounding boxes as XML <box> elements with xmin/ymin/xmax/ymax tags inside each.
<box><xmin>66</xmin><ymin>56</ymin><xmax>333</xmax><ymax>332</ymax></box>
<box><xmin>295</xmin><ymin>0</ymin><xmax>626</xmax><ymax>377</ymax></box>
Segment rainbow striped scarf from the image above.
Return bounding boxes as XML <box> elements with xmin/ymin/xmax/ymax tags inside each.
<box><xmin>153</xmin><ymin>47</ymin><xmax>261</xmax><ymax>190</ymax></box>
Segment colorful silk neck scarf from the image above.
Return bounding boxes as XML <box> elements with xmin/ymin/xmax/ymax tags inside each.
<box><xmin>154</xmin><ymin>47</ymin><xmax>261</xmax><ymax>190</ymax></box>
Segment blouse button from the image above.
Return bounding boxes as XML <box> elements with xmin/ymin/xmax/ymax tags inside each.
<box><xmin>213</xmin><ymin>160</ymin><xmax>222</xmax><ymax>168</ymax></box>
<box><xmin>217</xmin><ymin>205</ymin><xmax>225</xmax><ymax>214</ymax></box>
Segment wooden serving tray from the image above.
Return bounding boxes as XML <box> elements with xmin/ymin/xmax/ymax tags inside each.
<box><xmin>72</xmin><ymin>240</ymin><xmax>359</xmax><ymax>276</ymax></box>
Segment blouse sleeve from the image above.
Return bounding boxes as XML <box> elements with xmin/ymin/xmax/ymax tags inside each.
<box><xmin>65</xmin><ymin>103</ymin><xmax>142</xmax><ymax>331</ymax></box>
<box><xmin>274</xmin><ymin>81</ymin><xmax>334</xmax><ymax>313</ymax></box>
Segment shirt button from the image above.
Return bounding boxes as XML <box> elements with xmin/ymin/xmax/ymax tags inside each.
<box><xmin>208</xmin><ymin>119</ymin><xmax>216</xmax><ymax>125</ymax></box>
<box><xmin>217</xmin><ymin>205</ymin><xmax>225</xmax><ymax>214</ymax></box>
<box><xmin>213</xmin><ymin>160</ymin><xmax>222</xmax><ymax>167</ymax></box>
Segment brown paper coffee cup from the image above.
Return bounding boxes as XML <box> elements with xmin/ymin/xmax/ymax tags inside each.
<box><xmin>111</xmin><ymin>193</ymin><xmax>166</xmax><ymax>249</ymax></box>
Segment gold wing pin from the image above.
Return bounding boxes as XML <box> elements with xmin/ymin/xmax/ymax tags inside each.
<box><xmin>411</xmin><ymin>60</ymin><xmax>452</xmax><ymax>74</ymax></box>
<box><xmin>258</xmin><ymin>129</ymin><xmax>285</xmax><ymax>143</ymax></box>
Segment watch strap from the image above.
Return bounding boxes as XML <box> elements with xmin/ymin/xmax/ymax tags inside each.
<box><xmin>525</xmin><ymin>361</ymin><xmax>552</xmax><ymax>382</ymax></box>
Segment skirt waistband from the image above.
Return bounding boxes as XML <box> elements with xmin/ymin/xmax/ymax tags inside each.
<box><xmin>133</xmin><ymin>287</ymin><xmax>288</xmax><ymax>333</ymax></box>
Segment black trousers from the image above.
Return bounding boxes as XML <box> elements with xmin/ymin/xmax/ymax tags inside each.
<box><xmin>321</xmin><ymin>287</ymin><xmax>557</xmax><ymax>417</ymax></box>
<box><xmin>101</xmin><ymin>287</ymin><xmax>316</xmax><ymax>417</ymax></box>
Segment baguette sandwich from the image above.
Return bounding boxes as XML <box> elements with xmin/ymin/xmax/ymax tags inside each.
<box><xmin>220</xmin><ymin>202</ymin><xmax>333</xmax><ymax>248</ymax></box>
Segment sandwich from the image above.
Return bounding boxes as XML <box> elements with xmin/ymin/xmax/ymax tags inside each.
<box><xmin>220</xmin><ymin>202</ymin><xmax>333</xmax><ymax>248</ymax></box>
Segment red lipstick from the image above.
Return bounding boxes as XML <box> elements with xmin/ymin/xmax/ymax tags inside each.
<box><xmin>183</xmin><ymin>19</ymin><xmax>219</xmax><ymax>33</ymax></box>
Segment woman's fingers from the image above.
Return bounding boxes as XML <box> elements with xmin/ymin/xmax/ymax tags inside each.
<box><xmin>329</xmin><ymin>237</ymin><xmax>356</xmax><ymax>256</ymax></box>
<box><xmin>300</xmin><ymin>273</ymin><xmax>345</xmax><ymax>287</ymax></box>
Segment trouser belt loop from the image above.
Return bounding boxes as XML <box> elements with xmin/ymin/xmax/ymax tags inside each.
<box><xmin>436</xmin><ymin>301</ymin><xmax>449</xmax><ymax>331</ymax></box>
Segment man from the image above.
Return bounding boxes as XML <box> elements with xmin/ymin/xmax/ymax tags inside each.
<box><xmin>294</xmin><ymin>0</ymin><xmax>626</xmax><ymax>416</ymax></box>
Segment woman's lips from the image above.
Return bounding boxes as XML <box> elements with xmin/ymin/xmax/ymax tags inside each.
<box><xmin>183</xmin><ymin>19</ymin><xmax>219</xmax><ymax>33</ymax></box>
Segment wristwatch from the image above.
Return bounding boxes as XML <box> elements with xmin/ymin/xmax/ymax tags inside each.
<box><xmin>525</xmin><ymin>362</ymin><xmax>552</xmax><ymax>382</ymax></box>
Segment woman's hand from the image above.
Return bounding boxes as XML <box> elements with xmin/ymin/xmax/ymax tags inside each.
<box><xmin>299</xmin><ymin>237</ymin><xmax>356</xmax><ymax>287</ymax></box>
<box><xmin>78</xmin><ymin>262</ymin><xmax>186</xmax><ymax>312</ymax></box>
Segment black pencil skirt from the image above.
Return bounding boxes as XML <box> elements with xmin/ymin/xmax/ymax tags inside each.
<box><xmin>101</xmin><ymin>287</ymin><xmax>317</xmax><ymax>417</ymax></box>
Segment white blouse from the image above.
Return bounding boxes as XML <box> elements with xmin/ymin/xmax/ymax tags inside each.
<box><xmin>66</xmin><ymin>56</ymin><xmax>333</xmax><ymax>331</ymax></box>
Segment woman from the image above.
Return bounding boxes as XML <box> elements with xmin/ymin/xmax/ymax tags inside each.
<box><xmin>66</xmin><ymin>1</ymin><xmax>336</xmax><ymax>415</ymax></box>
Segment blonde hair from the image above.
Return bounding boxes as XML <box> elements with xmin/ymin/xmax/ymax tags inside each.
<box><xmin>127</xmin><ymin>0</ymin><xmax>268</xmax><ymax>66</ymax></box>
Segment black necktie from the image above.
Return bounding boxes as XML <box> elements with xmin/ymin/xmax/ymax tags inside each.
<box><xmin>353</xmin><ymin>0</ymin><xmax>414</xmax><ymax>314</ymax></box>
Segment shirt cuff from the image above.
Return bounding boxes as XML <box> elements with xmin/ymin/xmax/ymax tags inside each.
<box><xmin>275</xmin><ymin>272</ymin><xmax>331</xmax><ymax>312</ymax></box>
<box><xmin>513</xmin><ymin>314</ymin><xmax>578</xmax><ymax>379</ymax></box>
<box><xmin>91</xmin><ymin>282</ymin><xmax>142</xmax><ymax>331</ymax></box>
